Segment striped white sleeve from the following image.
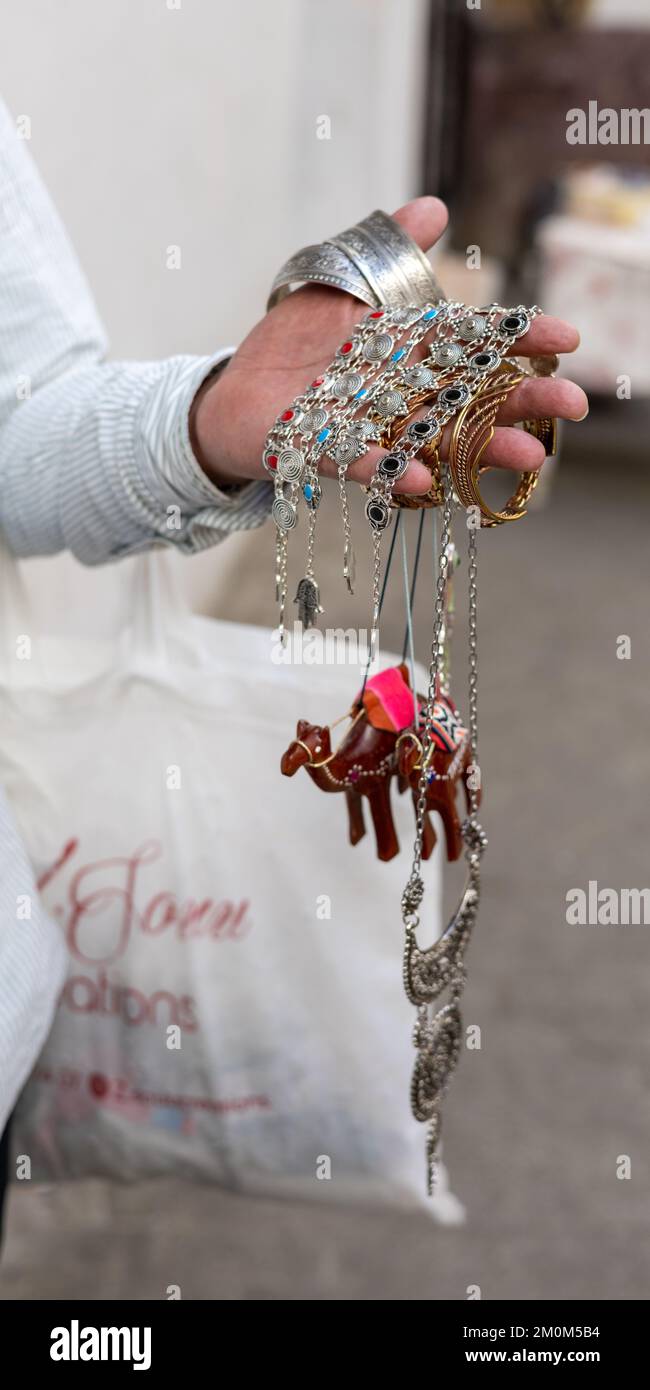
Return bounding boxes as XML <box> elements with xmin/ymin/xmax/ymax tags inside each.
<box><xmin>0</xmin><ymin>351</ymin><xmax>273</xmax><ymax>564</ymax></box>
<box><xmin>0</xmin><ymin>96</ymin><xmax>272</xmax><ymax>563</ymax></box>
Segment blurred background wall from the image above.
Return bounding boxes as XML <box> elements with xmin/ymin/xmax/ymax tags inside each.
<box><xmin>0</xmin><ymin>0</ymin><xmax>429</xmax><ymax>623</ymax></box>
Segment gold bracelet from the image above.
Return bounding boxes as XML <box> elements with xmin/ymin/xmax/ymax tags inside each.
<box><xmin>448</xmin><ymin>359</ymin><xmax>559</xmax><ymax>526</ymax></box>
<box><xmin>377</xmin><ymin>356</ymin><xmax>558</xmax><ymax>523</ymax></box>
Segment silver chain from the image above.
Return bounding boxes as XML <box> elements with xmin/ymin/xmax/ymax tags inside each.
<box><xmin>369</xmin><ymin>528</ymin><xmax>382</xmax><ymax>663</ymax></box>
<box><xmin>305</xmin><ymin>492</ymin><xmax>317</xmax><ymax>581</ymax></box>
<box><xmin>409</xmin><ymin>463</ymin><xmax>455</xmax><ymax>880</ymax></box>
<box><xmin>338</xmin><ymin>464</ymin><xmax>355</xmax><ymax>594</ymax></box>
<box><xmin>275</xmin><ymin>530</ymin><xmax>287</xmax><ymax>639</ymax></box>
<box><xmin>276</xmin><ymin>530</ymin><xmax>289</xmax><ymax>641</ymax></box>
<box><xmin>467</xmin><ymin>521</ymin><xmax>479</xmax><ymax>816</ymax></box>
<box><xmin>400</xmin><ymin>491</ymin><xmax>484</xmax><ymax>1197</ymax></box>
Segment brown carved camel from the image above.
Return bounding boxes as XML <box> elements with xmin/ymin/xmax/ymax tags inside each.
<box><xmin>280</xmin><ymin>706</ymin><xmax>438</xmax><ymax>864</ymax></box>
<box><xmin>396</xmin><ymin>734</ymin><xmax>477</xmax><ymax>863</ymax></box>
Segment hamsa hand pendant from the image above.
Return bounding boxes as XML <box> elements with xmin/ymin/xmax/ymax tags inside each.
<box><xmin>294</xmin><ymin>576</ymin><xmax>324</xmax><ymax>628</ymax></box>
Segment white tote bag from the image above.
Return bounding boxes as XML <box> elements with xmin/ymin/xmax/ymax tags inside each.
<box><xmin>0</xmin><ymin>545</ymin><xmax>461</xmax><ymax>1220</ymax></box>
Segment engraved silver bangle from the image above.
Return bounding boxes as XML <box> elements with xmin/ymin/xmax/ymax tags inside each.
<box><xmin>268</xmin><ymin>243</ymin><xmax>378</xmax><ymax>310</ymax></box>
<box><xmin>328</xmin><ymin>210</ymin><xmax>445</xmax><ymax>308</ymax></box>
<box><xmin>267</xmin><ymin>209</ymin><xmax>445</xmax><ymax>311</ymax></box>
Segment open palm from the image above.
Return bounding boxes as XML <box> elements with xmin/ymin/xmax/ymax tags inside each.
<box><xmin>194</xmin><ymin>197</ymin><xmax>587</xmax><ymax>495</ymax></box>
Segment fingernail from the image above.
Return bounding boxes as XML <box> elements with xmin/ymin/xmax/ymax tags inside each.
<box><xmin>573</xmin><ymin>407</ymin><xmax>589</xmax><ymax>421</ymax></box>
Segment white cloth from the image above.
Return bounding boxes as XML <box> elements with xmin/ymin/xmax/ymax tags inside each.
<box><xmin>0</xmin><ymin>95</ymin><xmax>271</xmax><ymax>1129</ymax></box>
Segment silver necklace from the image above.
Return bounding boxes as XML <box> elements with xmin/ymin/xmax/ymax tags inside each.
<box><xmin>400</xmin><ymin>467</ymin><xmax>486</xmax><ymax>1193</ymax></box>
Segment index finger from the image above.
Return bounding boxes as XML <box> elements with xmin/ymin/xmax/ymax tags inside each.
<box><xmin>508</xmin><ymin>314</ymin><xmax>580</xmax><ymax>356</ymax></box>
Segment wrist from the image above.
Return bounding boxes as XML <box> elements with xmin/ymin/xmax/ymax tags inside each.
<box><xmin>188</xmin><ymin>362</ymin><xmax>243</xmax><ymax>489</ymax></box>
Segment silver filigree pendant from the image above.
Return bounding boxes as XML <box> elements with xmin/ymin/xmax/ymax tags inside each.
<box><xmin>430</xmin><ymin>340</ymin><xmax>463</xmax><ymax>368</ymax></box>
<box><xmin>411</xmin><ymin>1001</ymin><xmax>462</xmax><ymax>1124</ymax></box>
<box><xmin>333</xmin><ymin>435</ymin><xmax>366</xmax><ymax>469</ymax></box>
<box><xmin>331</xmin><ymin>371</ymin><xmax>364</xmax><ymax>400</ymax></box>
<box><xmin>277</xmin><ymin>448</ymin><xmax>305</xmax><ymax>483</ymax></box>
<box><xmin>363</xmin><ymin>330</ymin><xmax>394</xmax><ymax>363</ymax></box>
<box><xmin>272</xmin><ymin>495</ymin><xmax>297</xmax><ymax>532</ymax></box>
<box><xmin>403</xmin><ymin>883</ymin><xmax>479</xmax><ymax>1006</ymax></box>
<box><xmin>375</xmin><ymin>389</ymin><xmax>408</xmax><ymax>419</ymax></box>
<box><xmin>300</xmin><ymin>407</ymin><xmax>329</xmax><ymax>434</ymax></box>
<box><xmin>402</xmin><ymin>364</ymin><xmax>436</xmax><ymax>389</ymax></box>
<box><xmin>348</xmin><ymin>418</ymin><xmax>379</xmax><ymax>442</ymax></box>
<box><xmin>457</xmin><ymin>312</ymin><xmax>487</xmax><ymax>340</ymax></box>
<box><xmin>390</xmin><ymin>305</ymin><xmax>424</xmax><ymax>327</ymax></box>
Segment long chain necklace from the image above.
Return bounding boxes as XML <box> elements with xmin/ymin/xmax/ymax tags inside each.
<box><xmin>400</xmin><ymin>472</ymin><xmax>485</xmax><ymax>1192</ymax></box>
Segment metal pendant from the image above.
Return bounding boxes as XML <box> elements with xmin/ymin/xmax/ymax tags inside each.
<box><xmin>294</xmin><ymin>576</ymin><xmax>323</xmax><ymax>628</ymax></box>
<box><xmin>457</xmin><ymin>312</ymin><xmax>487</xmax><ymax>341</ymax></box>
<box><xmin>272</xmin><ymin>495</ymin><xmax>298</xmax><ymax>532</ymax></box>
<box><xmin>406</xmin><ymin>419</ymin><xmax>437</xmax><ymax>446</ymax></box>
<box><xmin>402</xmin><ymin>819</ymin><xmax>485</xmax><ymax>1006</ymax></box>
<box><xmin>411</xmin><ymin>1001</ymin><xmax>462</xmax><ymax>1123</ymax></box>
<box><xmin>348</xmin><ymin>418</ymin><xmax>378</xmax><ymax>442</ymax></box>
<box><xmin>363</xmin><ymin>330</ymin><xmax>394</xmax><ymax>364</ymax></box>
<box><xmin>365</xmin><ymin>494</ymin><xmax>391</xmax><ymax>532</ymax></box>
<box><xmin>277</xmin><ymin>448</ymin><xmax>305</xmax><ymax>483</ymax></box>
<box><xmin>303</xmin><ymin>478</ymin><xmax>322</xmax><ymax>510</ymax></box>
<box><xmin>390</xmin><ymin>306</ymin><xmax>424</xmax><ymax>327</ymax></box>
<box><xmin>438</xmin><ymin>382</ymin><xmax>470</xmax><ymax>410</ymax></box>
<box><xmin>331</xmin><ymin>370</ymin><xmax>364</xmax><ymax>400</ymax></box>
<box><xmin>500</xmin><ymin>310</ymin><xmax>529</xmax><ymax>337</ymax></box>
<box><xmin>469</xmin><ymin>348</ymin><xmax>501</xmax><ymax>374</ymax></box>
<box><xmin>378</xmin><ymin>451</ymin><xmax>409</xmax><ymax>483</ymax></box>
<box><xmin>343</xmin><ymin>542</ymin><xmax>356</xmax><ymax>595</ymax></box>
<box><xmin>430</xmin><ymin>341</ymin><xmax>463</xmax><ymax>368</ymax></box>
<box><xmin>403</xmin><ymin>364</ymin><xmax>436</xmax><ymax>389</ymax></box>
<box><xmin>375</xmin><ymin>389</ymin><xmax>408</xmax><ymax>419</ymax></box>
<box><xmin>404</xmin><ymin>881</ymin><xmax>479</xmax><ymax>1006</ymax></box>
<box><xmin>333</xmin><ymin>435</ymin><xmax>366</xmax><ymax>469</ymax></box>
<box><xmin>300</xmin><ymin>407</ymin><xmax>328</xmax><ymax>434</ymax></box>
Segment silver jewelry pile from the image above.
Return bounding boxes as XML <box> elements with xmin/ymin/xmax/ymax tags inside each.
<box><xmin>264</xmin><ymin>300</ymin><xmax>539</xmax><ymax>646</ymax></box>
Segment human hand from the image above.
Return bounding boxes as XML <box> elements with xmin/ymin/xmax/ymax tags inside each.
<box><xmin>192</xmin><ymin>196</ymin><xmax>587</xmax><ymax>494</ymax></box>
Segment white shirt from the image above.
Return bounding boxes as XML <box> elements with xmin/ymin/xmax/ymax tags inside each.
<box><xmin>0</xmin><ymin>96</ymin><xmax>271</xmax><ymax>1129</ymax></box>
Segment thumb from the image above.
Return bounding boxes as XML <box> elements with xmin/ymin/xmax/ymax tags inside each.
<box><xmin>390</xmin><ymin>195</ymin><xmax>449</xmax><ymax>253</ymax></box>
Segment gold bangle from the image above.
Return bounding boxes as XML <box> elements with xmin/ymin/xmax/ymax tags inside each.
<box><xmin>448</xmin><ymin>361</ymin><xmax>548</xmax><ymax>526</ymax></box>
<box><xmin>376</xmin><ymin>357</ymin><xmax>558</xmax><ymax>524</ymax></box>
<box><xmin>521</xmin><ymin>413</ymin><xmax>558</xmax><ymax>459</ymax></box>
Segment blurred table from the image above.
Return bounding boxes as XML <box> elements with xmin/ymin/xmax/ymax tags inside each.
<box><xmin>537</xmin><ymin>213</ymin><xmax>650</xmax><ymax>394</ymax></box>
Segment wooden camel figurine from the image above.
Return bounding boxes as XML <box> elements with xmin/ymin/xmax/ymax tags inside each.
<box><xmin>396</xmin><ymin>721</ymin><xmax>477</xmax><ymax>863</ymax></box>
<box><xmin>280</xmin><ymin>664</ymin><xmax>437</xmax><ymax>863</ymax></box>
